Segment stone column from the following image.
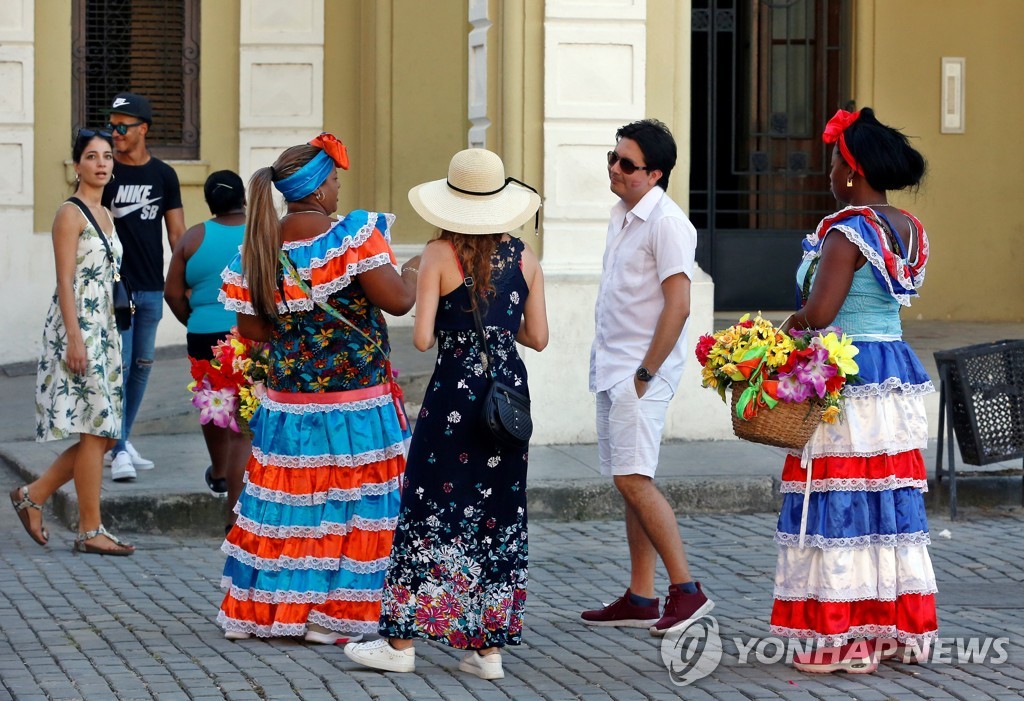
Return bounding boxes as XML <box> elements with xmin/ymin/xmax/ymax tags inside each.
<box><xmin>525</xmin><ymin>0</ymin><xmax>730</xmax><ymax>443</ymax></box>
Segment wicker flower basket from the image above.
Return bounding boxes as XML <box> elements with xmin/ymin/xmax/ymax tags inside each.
<box><xmin>730</xmin><ymin>382</ymin><xmax>824</xmax><ymax>450</ymax></box>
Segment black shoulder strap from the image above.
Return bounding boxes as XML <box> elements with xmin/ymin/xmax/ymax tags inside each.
<box><xmin>66</xmin><ymin>197</ymin><xmax>114</xmax><ymax>265</ymax></box>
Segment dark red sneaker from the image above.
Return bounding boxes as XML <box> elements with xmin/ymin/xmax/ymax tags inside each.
<box><xmin>649</xmin><ymin>582</ymin><xmax>714</xmax><ymax>637</ymax></box>
<box><xmin>581</xmin><ymin>588</ymin><xmax>660</xmax><ymax>628</ymax></box>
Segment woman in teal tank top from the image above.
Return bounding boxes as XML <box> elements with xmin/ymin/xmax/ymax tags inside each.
<box><xmin>165</xmin><ymin>171</ymin><xmax>251</xmax><ymax>529</ymax></box>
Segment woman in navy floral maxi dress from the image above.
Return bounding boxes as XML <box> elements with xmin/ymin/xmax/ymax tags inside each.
<box><xmin>346</xmin><ymin>148</ymin><xmax>548</xmax><ymax>680</ymax></box>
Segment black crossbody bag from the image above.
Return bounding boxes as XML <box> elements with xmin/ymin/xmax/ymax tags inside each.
<box><xmin>462</xmin><ymin>270</ymin><xmax>533</xmax><ymax>449</ymax></box>
<box><xmin>67</xmin><ymin>197</ymin><xmax>134</xmax><ymax>330</ymax></box>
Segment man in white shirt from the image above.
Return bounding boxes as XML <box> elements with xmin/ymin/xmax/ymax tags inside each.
<box><xmin>581</xmin><ymin>119</ymin><xmax>714</xmax><ymax>637</ymax></box>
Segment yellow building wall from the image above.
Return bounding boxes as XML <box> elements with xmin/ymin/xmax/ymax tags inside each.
<box><xmin>857</xmin><ymin>0</ymin><xmax>1024</xmax><ymax>321</ymax></box>
<box><xmin>325</xmin><ymin>0</ymin><xmax>469</xmax><ymax>245</ymax></box>
<box><xmin>35</xmin><ymin>1</ymin><xmax>241</xmax><ymax>232</ymax></box>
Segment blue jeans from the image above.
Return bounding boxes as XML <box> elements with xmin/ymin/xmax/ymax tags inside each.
<box><xmin>114</xmin><ymin>290</ymin><xmax>164</xmax><ymax>454</ymax></box>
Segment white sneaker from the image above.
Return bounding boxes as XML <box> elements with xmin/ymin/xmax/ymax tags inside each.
<box><xmin>304</xmin><ymin>628</ymin><xmax>363</xmax><ymax>645</ymax></box>
<box><xmin>459</xmin><ymin>650</ymin><xmax>504</xmax><ymax>680</ymax></box>
<box><xmin>124</xmin><ymin>441</ymin><xmax>155</xmax><ymax>470</ymax></box>
<box><xmin>110</xmin><ymin>451</ymin><xmax>137</xmax><ymax>482</ymax></box>
<box><xmin>224</xmin><ymin>630</ymin><xmax>251</xmax><ymax>641</ymax></box>
<box><xmin>344</xmin><ymin>639</ymin><xmax>415</xmax><ymax>673</ymax></box>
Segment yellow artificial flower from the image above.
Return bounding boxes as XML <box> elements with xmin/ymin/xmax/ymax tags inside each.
<box><xmin>765</xmin><ymin>333</ymin><xmax>795</xmax><ymax>367</ymax></box>
<box><xmin>701</xmin><ymin>365</ymin><xmax>719</xmax><ymax>388</ymax></box>
<box><xmin>821</xmin><ymin>332</ymin><xmax>860</xmax><ymax>376</ymax></box>
<box><xmin>821</xmin><ymin>405</ymin><xmax>841</xmax><ymax>424</ymax></box>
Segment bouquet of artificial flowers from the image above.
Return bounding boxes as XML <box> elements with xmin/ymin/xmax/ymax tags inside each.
<box><xmin>187</xmin><ymin>327</ymin><xmax>270</xmax><ymax>435</ymax></box>
<box><xmin>696</xmin><ymin>314</ymin><xmax>859</xmax><ymax>448</ymax></box>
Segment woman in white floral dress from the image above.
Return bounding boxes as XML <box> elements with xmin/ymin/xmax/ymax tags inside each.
<box><xmin>9</xmin><ymin>129</ymin><xmax>133</xmax><ymax>556</ymax></box>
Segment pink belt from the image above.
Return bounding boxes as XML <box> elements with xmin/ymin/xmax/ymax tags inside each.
<box><xmin>266</xmin><ymin>382</ymin><xmax>408</xmax><ymax>430</ymax></box>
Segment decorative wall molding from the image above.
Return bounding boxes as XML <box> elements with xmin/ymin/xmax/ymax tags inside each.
<box><xmin>238</xmin><ymin>0</ymin><xmax>324</xmax><ymax>182</ymax></box>
<box><xmin>0</xmin><ymin>0</ymin><xmax>32</xmax><ymax>212</ymax></box>
<box><xmin>468</xmin><ymin>0</ymin><xmax>491</xmax><ymax>148</ymax></box>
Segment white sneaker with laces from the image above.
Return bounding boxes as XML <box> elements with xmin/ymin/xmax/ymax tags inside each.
<box><xmin>124</xmin><ymin>441</ymin><xmax>155</xmax><ymax>470</ymax></box>
<box><xmin>344</xmin><ymin>639</ymin><xmax>415</xmax><ymax>673</ymax></box>
<box><xmin>110</xmin><ymin>451</ymin><xmax>136</xmax><ymax>482</ymax></box>
<box><xmin>459</xmin><ymin>650</ymin><xmax>504</xmax><ymax>680</ymax></box>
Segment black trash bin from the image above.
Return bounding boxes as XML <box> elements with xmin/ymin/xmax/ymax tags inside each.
<box><xmin>934</xmin><ymin>339</ymin><xmax>1024</xmax><ymax>519</ymax></box>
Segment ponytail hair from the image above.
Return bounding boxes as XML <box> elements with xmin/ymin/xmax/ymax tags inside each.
<box><xmin>242</xmin><ymin>143</ymin><xmax>322</xmax><ymax>321</ymax></box>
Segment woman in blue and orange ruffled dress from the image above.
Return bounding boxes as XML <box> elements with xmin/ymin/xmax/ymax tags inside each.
<box><xmin>774</xmin><ymin>108</ymin><xmax>938</xmax><ymax>673</ymax></box>
<box><xmin>217</xmin><ymin>133</ymin><xmax>418</xmax><ymax>643</ymax></box>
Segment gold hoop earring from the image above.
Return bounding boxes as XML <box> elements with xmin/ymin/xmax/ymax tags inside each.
<box><xmin>846</xmin><ymin>174</ymin><xmax>854</xmax><ymax>188</ymax></box>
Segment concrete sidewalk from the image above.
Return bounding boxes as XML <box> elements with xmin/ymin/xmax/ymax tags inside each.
<box><xmin>2</xmin><ymin>320</ymin><xmax>1023</xmax><ymax>534</ymax></box>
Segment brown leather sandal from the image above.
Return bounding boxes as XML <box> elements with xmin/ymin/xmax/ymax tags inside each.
<box><xmin>10</xmin><ymin>486</ymin><xmax>48</xmax><ymax>546</ymax></box>
<box><xmin>73</xmin><ymin>525</ymin><xmax>135</xmax><ymax>556</ymax></box>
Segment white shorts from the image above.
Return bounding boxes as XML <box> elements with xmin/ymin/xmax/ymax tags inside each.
<box><xmin>596</xmin><ymin>375</ymin><xmax>673</xmax><ymax>477</ymax></box>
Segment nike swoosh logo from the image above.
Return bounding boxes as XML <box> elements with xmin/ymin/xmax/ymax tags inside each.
<box><xmin>111</xmin><ymin>197</ymin><xmax>162</xmax><ymax>218</ymax></box>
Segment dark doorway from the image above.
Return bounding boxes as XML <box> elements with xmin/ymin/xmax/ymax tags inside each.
<box><xmin>690</xmin><ymin>0</ymin><xmax>851</xmax><ymax>310</ymax></box>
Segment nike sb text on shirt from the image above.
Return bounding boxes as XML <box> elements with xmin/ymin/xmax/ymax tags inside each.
<box><xmin>110</xmin><ymin>185</ymin><xmax>163</xmax><ymax>220</ymax></box>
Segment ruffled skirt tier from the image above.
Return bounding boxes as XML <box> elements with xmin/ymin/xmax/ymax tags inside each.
<box><xmin>218</xmin><ymin>386</ymin><xmax>404</xmax><ymax>638</ymax></box>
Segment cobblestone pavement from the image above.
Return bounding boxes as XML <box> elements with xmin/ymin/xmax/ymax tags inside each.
<box><xmin>2</xmin><ymin>469</ymin><xmax>1022</xmax><ymax>700</ymax></box>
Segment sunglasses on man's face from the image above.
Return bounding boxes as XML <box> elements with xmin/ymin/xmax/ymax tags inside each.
<box><xmin>106</xmin><ymin>121</ymin><xmax>146</xmax><ymax>135</ymax></box>
<box><xmin>607</xmin><ymin>150</ymin><xmax>650</xmax><ymax>175</ymax></box>
<box><xmin>78</xmin><ymin>128</ymin><xmax>112</xmax><ymax>139</ymax></box>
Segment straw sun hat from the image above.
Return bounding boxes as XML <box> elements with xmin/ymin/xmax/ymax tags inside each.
<box><xmin>408</xmin><ymin>148</ymin><xmax>541</xmax><ymax>235</ymax></box>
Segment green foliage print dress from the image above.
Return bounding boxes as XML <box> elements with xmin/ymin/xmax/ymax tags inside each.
<box><xmin>35</xmin><ymin>207</ymin><xmax>124</xmax><ymax>441</ymax></box>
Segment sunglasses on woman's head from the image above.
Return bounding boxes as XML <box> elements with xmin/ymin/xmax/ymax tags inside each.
<box><xmin>607</xmin><ymin>151</ymin><xmax>650</xmax><ymax>175</ymax></box>
<box><xmin>78</xmin><ymin>128</ymin><xmax>112</xmax><ymax>139</ymax></box>
<box><xmin>106</xmin><ymin>121</ymin><xmax>146</xmax><ymax>135</ymax></box>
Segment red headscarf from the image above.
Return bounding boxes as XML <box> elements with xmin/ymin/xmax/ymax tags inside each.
<box><xmin>822</xmin><ymin>109</ymin><xmax>863</xmax><ymax>176</ymax></box>
<box><xmin>309</xmin><ymin>132</ymin><xmax>349</xmax><ymax>170</ymax></box>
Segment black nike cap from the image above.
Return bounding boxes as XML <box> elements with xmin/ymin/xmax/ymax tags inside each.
<box><xmin>107</xmin><ymin>92</ymin><xmax>153</xmax><ymax>125</ymax></box>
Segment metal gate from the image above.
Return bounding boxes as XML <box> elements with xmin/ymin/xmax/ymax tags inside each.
<box><xmin>690</xmin><ymin>0</ymin><xmax>851</xmax><ymax>310</ymax></box>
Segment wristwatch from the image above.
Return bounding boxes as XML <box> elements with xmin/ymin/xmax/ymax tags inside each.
<box><xmin>635</xmin><ymin>366</ymin><xmax>653</xmax><ymax>383</ymax></box>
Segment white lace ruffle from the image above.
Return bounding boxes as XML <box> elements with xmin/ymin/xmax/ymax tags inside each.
<box><xmin>217</xmin><ymin>611</ymin><xmax>379</xmax><ymax>638</ymax></box>
<box><xmin>260</xmin><ymin>393</ymin><xmax>392</xmax><ymax>415</ymax></box>
<box><xmin>221</xmin><ymin>541</ymin><xmax>391</xmax><ymax>574</ymax></box>
<box><xmin>243</xmin><ymin>476</ymin><xmax>400</xmax><ymax>506</ymax></box>
<box><xmin>844</xmin><ymin>378</ymin><xmax>935</xmax><ymax>397</ymax></box>
<box><xmin>774</xmin><ymin>530</ymin><xmax>932</xmax><ymax>550</ymax></box>
<box><xmin>307</xmin><ymin>610</ymin><xmax>381</xmax><ymax>634</ymax></box>
<box><xmin>233</xmin><ymin>513</ymin><xmax>398</xmax><ymax>539</ymax></box>
<box><xmin>797</xmin><ymin>392</ymin><xmax>929</xmax><ymax>458</ymax></box>
<box><xmin>220</xmin><ymin>293</ymin><xmax>255</xmax><ymax>316</ymax></box>
<box><xmin>769</xmin><ymin>624</ymin><xmax>938</xmax><ymax>648</ymax></box>
<box><xmin>221</xmin><ymin>578</ymin><xmax>383</xmax><ymax>605</ymax></box>
<box><xmin>284</xmin><ymin>218</ymin><xmax>374</xmax><ymax>258</ymax></box>
<box><xmin>773</xmin><ymin>584</ymin><xmax>939</xmax><ymax>603</ymax></box>
<box><xmin>306</xmin><ymin>253</ymin><xmax>394</xmax><ymax>302</ymax></box>
<box><xmin>252</xmin><ymin>442</ymin><xmax>404</xmax><ymax>469</ymax></box>
<box><xmin>828</xmin><ymin>224</ymin><xmax>919</xmax><ymax>306</ymax></box>
<box><xmin>779</xmin><ymin>476</ymin><xmax>928</xmax><ymax>494</ymax></box>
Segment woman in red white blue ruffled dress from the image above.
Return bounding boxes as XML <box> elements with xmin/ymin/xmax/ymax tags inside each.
<box><xmin>775</xmin><ymin>107</ymin><xmax>938</xmax><ymax>674</ymax></box>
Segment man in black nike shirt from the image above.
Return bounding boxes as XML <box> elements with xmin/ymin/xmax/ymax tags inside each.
<box><xmin>101</xmin><ymin>92</ymin><xmax>186</xmax><ymax>481</ymax></box>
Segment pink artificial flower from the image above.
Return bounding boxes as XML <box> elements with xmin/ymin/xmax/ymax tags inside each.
<box><xmin>192</xmin><ymin>387</ymin><xmax>239</xmax><ymax>431</ymax></box>
<box><xmin>794</xmin><ymin>346</ymin><xmax>838</xmax><ymax>398</ymax></box>
<box><xmin>776</xmin><ymin>372</ymin><xmax>812</xmax><ymax>403</ymax></box>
